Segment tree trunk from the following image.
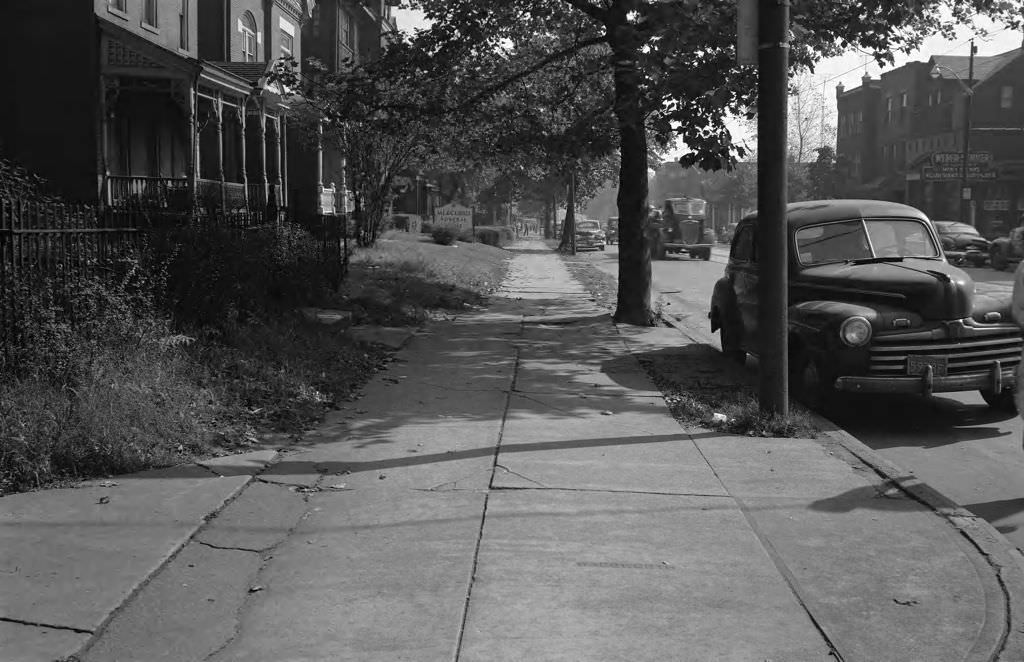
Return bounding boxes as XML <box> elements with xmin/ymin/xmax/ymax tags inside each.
<box><xmin>609</xmin><ymin>23</ymin><xmax>654</xmax><ymax>326</ymax></box>
<box><xmin>558</xmin><ymin>170</ymin><xmax>577</xmax><ymax>254</ymax></box>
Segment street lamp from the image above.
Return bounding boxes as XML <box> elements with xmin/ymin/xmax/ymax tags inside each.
<box><xmin>929</xmin><ymin>39</ymin><xmax>976</xmax><ymax>225</ymax></box>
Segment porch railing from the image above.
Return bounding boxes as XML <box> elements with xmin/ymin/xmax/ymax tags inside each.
<box><xmin>108</xmin><ymin>176</ymin><xmax>190</xmax><ymax>210</ymax></box>
<box><xmin>247</xmin><ymin>183</ymin><xmax>268</xmax><ymax>211</ymax></box>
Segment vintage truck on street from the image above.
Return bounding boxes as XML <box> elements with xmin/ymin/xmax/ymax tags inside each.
<box><xmin>647</xmin><ymin>197</ymin><xmax>714</xmax><ymax>260</ymax></box>
<box><xmin>709</xmin><ymin>199</ymin><xmax>1022</xmax><ymax>412</ymax></box>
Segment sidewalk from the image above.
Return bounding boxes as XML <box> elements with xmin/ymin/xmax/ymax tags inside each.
<box><xmin>3</xmin><ymin>239</ymin><xmax>1024</xmax><ymax>661</ymax></box>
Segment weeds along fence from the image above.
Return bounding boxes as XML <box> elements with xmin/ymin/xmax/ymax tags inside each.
<box><xmin>0</xmin><ymin>196</ymin><xmax>351</xmax><ymax>368</ymax></box>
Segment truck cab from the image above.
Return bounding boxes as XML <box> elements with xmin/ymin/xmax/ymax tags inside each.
<box><xmin>647</xmin><ymin>197</ymin><xmax>713</xmax><ymax>260</ymax></box>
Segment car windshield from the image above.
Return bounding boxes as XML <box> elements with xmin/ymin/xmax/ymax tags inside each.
<box><xmin>577</xmin><ymin>221</ymin><xmax>601</xmax><ymax>231</ymax></box>
<box><xmin>795</xmin><ymin>218</ymin><xmax>940</xmax><ymax>265</ymax></box>
<box><xmin>936</xmin><ymin>222</ymin><xmax>979</xmax><ymax>236</ymax></box>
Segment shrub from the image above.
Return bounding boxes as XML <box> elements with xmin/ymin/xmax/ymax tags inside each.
<box><xmin>473</xmin><ymin>225</ymin><xmax>515</xmax><ymax>247</ymax></box>
<box><xmin>431</xmin><ymin>226</ymin><xmax>457</xmax><ymax>246</ymax></box>
<box><xmin>420</xmin><ymin>222</ymin><xmax>433</xmax><ymax>234</ymax></box>
<box><xmin>456</xmin><ymin>228</ymin><xmax>476</xmax><ymax>243</ymax></box>
<box><xmin>145</xmin><ymin>222</ymin><xmax>333</xmax><ymax>330</ymax></box>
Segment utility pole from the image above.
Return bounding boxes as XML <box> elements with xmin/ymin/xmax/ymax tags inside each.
<box><xmin>757</xmin><ymin>0</ymin><xmax>790</xmax><ymax>416</ymax></box>
<box><xmin>960</xmin><ymin>38</ymin><xmax>976</xmax><ymax>225</ymax></box>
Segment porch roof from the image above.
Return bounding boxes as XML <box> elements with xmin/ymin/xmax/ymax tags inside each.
<box><xmin>205</xmin><ymin>62</ymin><xmax>272</xmax><ymax>86</ymax></box>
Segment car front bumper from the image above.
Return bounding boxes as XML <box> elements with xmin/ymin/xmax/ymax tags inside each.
<box><xmin>834</xmin><ymin>361</ymin><xmax>1014</xmax><ymax>396</ymax></box>
<box><xmin>575</xmin><ymin>236</ymin><xmax>604</xmax><ymax>249</ymax></box>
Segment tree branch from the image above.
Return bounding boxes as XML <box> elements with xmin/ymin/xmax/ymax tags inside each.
<box><xmin>559</xmin><ymin>0</ymin><xmax>609</xmax><ymax>23</ymax></box>
<box><xmin>453</xmin><ymin>35</ymin><xmax>607</xmax><ymax>111</ymax></box>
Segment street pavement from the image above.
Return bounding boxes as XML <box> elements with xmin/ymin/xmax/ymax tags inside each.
<box><xmin>4</xmin><ymin>239</ymin><xmax>1024</xmax><ymax>661</ymax></box>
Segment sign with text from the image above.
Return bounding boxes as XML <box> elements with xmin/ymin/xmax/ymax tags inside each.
<box><xmin>921</xmin><ymin>165</ymin><xmax>998</xmax><ymax>181</ymax></box>
<box><xmin>433</xmin><ymin>202</ymin><xmax>473</xmax><ymax>231</ymax></box>
<box><xmin>931</xmin><ymin>151</ymin><xmax>993</xmax><ymax>165</ymax></box>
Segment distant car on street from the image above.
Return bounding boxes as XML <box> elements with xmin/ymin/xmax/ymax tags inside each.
<box><xmin>709</xmin><ymin>199</ymin><xmax>1021</xmax><ymax>412</ymax></box>
<box><xmin>575</xmin><ymin>219</ymin><xmax>606</xmax><ymax>251</ymax></box>
<box><xmin>932</xmin><ymin>220</ymin><xmax>989</xmax><ymax>267</ymax></box>
<box><xmin>605</xmin><ymin>217</ymin><xmax>619</xmax><ymax>244</ymax></box>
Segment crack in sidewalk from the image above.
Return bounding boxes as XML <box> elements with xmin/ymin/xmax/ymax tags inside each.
<box><xmin>0</xmin><ymin>616</ymin><xmax>93</xmax><ymax>635</ymax></box>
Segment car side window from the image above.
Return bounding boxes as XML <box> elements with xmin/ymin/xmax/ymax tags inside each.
<box><xmin>731</xmin><ymin>225</ymin><xmax>755</xmax><ymax>262</ymax></box>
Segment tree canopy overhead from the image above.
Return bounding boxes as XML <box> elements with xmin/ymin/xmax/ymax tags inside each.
<box><xmin>372</xmin><ymin>0</ymin><xmax>1024</xmax><ymax>323</ymax></box>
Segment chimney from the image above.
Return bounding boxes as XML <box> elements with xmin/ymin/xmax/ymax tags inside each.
<box><xmin>836</xmin><ymin>82</ymin><xmax>845</xmax><ymax>98</ymax></box>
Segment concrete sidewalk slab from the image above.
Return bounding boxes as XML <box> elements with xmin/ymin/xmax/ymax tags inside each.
<box><xmin>459</xmin><ymin>489</ymin><xmax>832</xmax><ymax>662</ymax></box>
<box><xmin>0</xmin><ymin>465</ymin><xmax>249</xmax><ymax>631</ymax></box>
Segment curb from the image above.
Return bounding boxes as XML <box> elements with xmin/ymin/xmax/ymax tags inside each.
<box><xmin>814</xmin><ymin>422</ymin><xmax>1024</xmax><ymax>662</ymax></box>
<box><xmin>653</xmin><ymin>309</ymin><xmax>1024</xmax><ymax>661</ymax></box>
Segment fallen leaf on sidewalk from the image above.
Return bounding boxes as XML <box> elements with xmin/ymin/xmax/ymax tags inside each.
<box><xmin>291</xmin><ymin>486</ymin><xmax>321</xmax><ymax>493</ymax></box>
<box><xmin>96</xmin><ymin>496</ymin><xmax>110</xmax><ymax>505</ymax></box>
<box><xmin>326</xmin><ymin>483</ymin><xmax>349</xmax><ymax>490</ymax></box>
<box><xmin>98</xmin><ymin>480</ymin><xmax>118</xmax><ymax>488</ymax></box>
<box><xmin>601</xmin><ymin>410</ymin><xmax>613</xmax><ymax>416</ymax></box>
<box><xmin>893</xmin><ymin>597</ymin><xmax>919</xmax><ymax>606</ymax></box>
<box><xmin>248</xmin><ymin>585</ymin><xmax>264</xmax><ymax>593</ymax></box>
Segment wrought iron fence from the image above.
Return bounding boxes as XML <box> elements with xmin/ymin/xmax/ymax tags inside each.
<box><xmin>1</xmin><ymin>195</ymin><xmax>350</xmax><ymax>365</ymax></box>
<box><xmin>0</xmin><ymin>198</ymin><xmax>141</xmax><ymax>360</ymax></box>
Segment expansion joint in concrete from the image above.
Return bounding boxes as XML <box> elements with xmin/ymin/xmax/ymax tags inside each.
<box><xmin>453</xmin><ymin>346</ymin><xmax>521</xmax><ymax>661</ymax></box>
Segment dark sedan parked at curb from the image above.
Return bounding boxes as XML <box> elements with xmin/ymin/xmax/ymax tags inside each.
<box><xmin>933</xmin><ymin>220</ymin><xmax>990</xmax><ymax>267</ymax></box>
<box><xmin>709</xmin><ymin>199</ymin><xmax>1021</xmax><ymax>412</ymax></box>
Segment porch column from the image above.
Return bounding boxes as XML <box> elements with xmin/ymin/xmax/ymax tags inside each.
<box><xmin>279</xmin><ymin>115</ymin><xmax>288</xmax><ymax>208</ymax></box>
<box><xmin>98</xmin><ymin>75</ymin><xmax>113</xmax><ymax>206</ymax></box>
<box><xmin>316</xmin><ymin>120</ymin><xmax>324</xmax><ymax>188</ymax></box>
<box><xmin>215</xmin><ymin>92</ymin><xmax>225</xmax><ymax>212</ymax></box>
<box><xmin>271</xmin><ymin>116</ymin><xmax>283</xmax><ymax>210</ymax></box>
<box><xmin>257</xmin><ymin>108</ymin><xmax>268</xmax><ymax>211</ymax></box>
<box><xmin>339</xmin><ymin>126</ymin><xmax>348</xmax><ymax>215</ymax></box>
<box><xmin>186</xmin><ymin>82</ymin><xmax>198</xmax><ymax>207</ymax></box>
<box><xmin>237</xmin><ymin>104</ymin><xmax>248</xmax><ymax>209</ymax></box>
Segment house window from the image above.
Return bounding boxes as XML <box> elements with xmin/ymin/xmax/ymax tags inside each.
<box><xmin>143</xmin><ymin>0</ymin><xmax>158</xmax><ymax>27</ymax></box>
<box><xmin>281</xmin><ymin>31</ymin><xmax>294</xmax><ymax>57</ymax></box>
<box><xmin>1001</xmin><ymin>86</ymin><xmax>1014</xmax><ymax>109</ymax></box>
<box><xmin>179</xmin><ymin>0</ymin><xmax>189</xmax><ymax>50</ymax></box>
<box><xmin>109</xmin><ymin>0</ymin><xmax>127</xmax><ymax>12</ymax></box>
<box><xmin>885</xmin><ymin>97</ymin><xmax>893</xmax><ymax>123</ymax></box>
<box><xmin>241</xmin><ymin>12</ymin><xmax>258</xmax><ymax>62</ymax></box>
<box><xmin>337</xmin><ymin>8</ymin><xmax>356</xmax><ymax>67</ymax></box>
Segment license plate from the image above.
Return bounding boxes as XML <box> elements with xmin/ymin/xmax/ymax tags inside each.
<box><xmin>907</xmin><ymin>355</ymin><xmax>948</xmax><ymax>377</ymax></box>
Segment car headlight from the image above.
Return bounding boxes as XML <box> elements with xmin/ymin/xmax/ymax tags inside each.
<box><xmin>839</xmin><ymin>316</ymin><xmax>872</xmax><ymax>347</ymax></box>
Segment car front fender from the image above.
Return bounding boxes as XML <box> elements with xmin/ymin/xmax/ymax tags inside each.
<box><xmin>709</xmin><ymin>276</ymin><xmax>735</xmax><ymax>331</ymax></box>
<box><xmin>789</xmin><ymin>300</ymin><xmax>881</xmax><ymax>347</ymax></box>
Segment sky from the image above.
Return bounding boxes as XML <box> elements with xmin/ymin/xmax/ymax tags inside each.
<box><xmin>392</xmin><ymin>8</ymin><xmax>1022</xmax><ymax>154</ymax></box>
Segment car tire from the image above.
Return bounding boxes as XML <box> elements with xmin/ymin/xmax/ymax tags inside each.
<box><xmin>991</xmin><ymin>248</ymin><xmax>1008</xmax><ymax>271</ymax></box>
<box><xmin>718</xmin><ymin>317</ymin><xmax>746</xmax><ymax>365</ymax></box>
<box><xmin>980</xmin><ymin>388</ymin><xmax>1016</xmax><ymax>412</ymax></box>
<box><xmin>599</xmin><ymin>244</ymin><xmax>606</xmax><ymax>251</ymax></box>
<box><xmin>791</xmin><ymin>350</ymin><xmax>837</xmax><ymax>414</ymax></box>
<box><xmin>701</xmin><ymin>249</ymin><xmax>711</xmax><ymax>261</ymax></box>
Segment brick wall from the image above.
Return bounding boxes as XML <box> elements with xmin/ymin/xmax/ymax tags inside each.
<box><xmin>93</xmin><ymin>0</ymin><xmax>197</xmax><ymax>58</ymax></box>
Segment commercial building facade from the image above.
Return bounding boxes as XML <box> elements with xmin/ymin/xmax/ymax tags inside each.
<box><xmin>836</xmin><ymin>42</ymin><xmax>1024</xmax><ymax>237</ymax></box>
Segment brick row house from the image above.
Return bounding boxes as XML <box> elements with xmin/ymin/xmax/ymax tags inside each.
<box><xmin>836</xmin><ymin>40</ymin><xmax>1024</xmax><ymax>237</ymax></box>
<box><xmin>1</xmin><ymin>0</ymin><xmax>397</xmax><ymax>219</ymax></box>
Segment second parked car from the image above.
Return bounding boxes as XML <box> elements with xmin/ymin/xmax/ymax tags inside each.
<box><xmin>933</xmin><ymin>220</ymin><xmax>990</xmax><ymax>267</ymax></box>
<box><xmin>709</xmin><ymin>199</ymin><xmax>1021</xmax><ymax>411</ymax></box>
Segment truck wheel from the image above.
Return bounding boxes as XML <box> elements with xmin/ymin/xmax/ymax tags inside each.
<box><xmin>991</xmin><ymin>248</ymin><xmax>1008</xmax><ymax>271</ymax></box>
<box><xmin>701</xmin><ymin>249</ymin><xmax>711</xmax><ymax>261</ymax></box>
<box><xmin>980</xmin><ymin>388</ymin><xmax>1016</xmax><ymax>412</ymax></box>
<box><xmin>653</xmin><ymin>242</ymin><xmax>667</xmax><ymax>260</ymax></box>
<box><xmin>599</xmin><ymin>244</ymin><xmax>606</xmax><ymax>251</ymax></box>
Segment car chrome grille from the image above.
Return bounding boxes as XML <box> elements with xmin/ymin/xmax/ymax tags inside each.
<box><xmin>869</xmin><ymin>324</ymin><xmax>1022</xmax><ymax>376</ymax></box>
